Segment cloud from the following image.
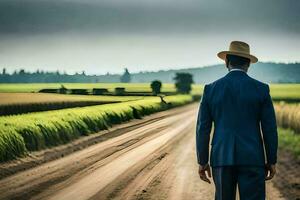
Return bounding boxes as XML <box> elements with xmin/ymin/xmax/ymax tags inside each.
<box><xmin>0</xmin><ymin>0</ymin><xmax>299</xmax><ymax>73</ymax></box>
<box><xmin>0</xmin><ymin>0</ymin><xmax>299</xmax><ymax>35</ymax></box>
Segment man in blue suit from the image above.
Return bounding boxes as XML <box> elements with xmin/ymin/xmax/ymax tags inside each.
<box><xmin>196</xmin><ymin>41</ymin><xmax>278</xmax><ymax>200</ymax></box>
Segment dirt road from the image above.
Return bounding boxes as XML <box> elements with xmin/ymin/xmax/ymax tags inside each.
<box><xmin>0</xmin><ymin>104</ymin><xmax>289</xmax><ymax>200</ymax></box>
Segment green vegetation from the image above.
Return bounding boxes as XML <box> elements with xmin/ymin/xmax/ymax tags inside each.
<box><xmin>270</xmin><ymin>84</ymin><xmax>300</xmax><ymax>102</ymax></box>
<box><xmin>278</xmin><ymin>128</ymin><xmax>300</xmax><ymax>159</ymax></box>
<box><xmin>150</xmin><ymin>80</ymin><xmax>162</xmax><ymax>95</ymax></box>
<box><xmin>0</xmin><ymin>95</ymin><xmax>192</xmax><ymax>162</ymax></box>
<box><xmin>174</xmin><ymin>73</ymin><xmax>194</xmax><ymax>94</ymax></box>
<box><xmin>0</xmin><ymin>83</ymin><xmax>203</xmax><ymax>94</ymax></box>
<box><xmin>0</xmin><ymin>93</ymin><xmax>145</xmax><ymax>116</ymax></box>
<box><xmin>273</xmin><ymin>102</ymin><xmax>300</xmax><ymax>159</ymax></box>
<box><xmin>0</xmin><ymin>83</ymin><xmax>299</xmax><ymax>101</ymax></box>
<box><xmin>120</xmin><ymin>68</ymin><xmax>131</xmax><ymax>83</ymax></box>
<box><xmin>0</xmin><ymin>101</ymin><xmax>114</xmax><ymax>116</ymax></box>
<box><xmin>1</xmin><ymin>63</ymin><xmax>300</xmax><ymax>84</ymax></box>
<box><xmin>0</xmin><ymin>82</ymin><xmax>299</xmax><ymax>163</ymax></box>
<box><xmin>0</xmin><ymin>93</ymin><xmax>142</xmax><ymax>105</ymax></box>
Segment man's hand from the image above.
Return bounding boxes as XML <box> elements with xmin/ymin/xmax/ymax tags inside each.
<box><xmin>265</xmin><ymin>164</ymin><xmax>276</xmax><ymax>181</ymax></box>
<box><xmin>198</xmin><ymin>164</ymin><xmax>211</xmax><ymax>184</ymax></box>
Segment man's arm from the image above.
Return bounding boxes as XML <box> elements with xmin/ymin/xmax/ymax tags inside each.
<box><xmin>196</xmin><ymin>85</ymin><xmax>213</xmax><ymax>166</ymax></box>
<box><xmin>261</xmin><ymin>85</ymin><xmax>278</xmax><ymax>165</ymax></box>
<box><xmin>260</xmin><ymin>85</ymin><xmax>278</xmax><ymax>180</ymax></box>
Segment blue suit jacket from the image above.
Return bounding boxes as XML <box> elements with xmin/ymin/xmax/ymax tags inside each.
<box><xmin>196</xmin><ymin>70</ymin><xmax>278</xmax><ymax>167</ymax></box>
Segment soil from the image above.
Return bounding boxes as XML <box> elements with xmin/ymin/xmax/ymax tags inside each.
<box><xmin>0</xmin><ymin>103</ymin><xmax>298</xmax><ymax>200</ymax></box>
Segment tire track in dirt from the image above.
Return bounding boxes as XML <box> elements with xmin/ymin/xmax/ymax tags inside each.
<box><xmin>96</xmin><ymin>123</ymin><xmax>288</xmax><ymax>200</ymax></box>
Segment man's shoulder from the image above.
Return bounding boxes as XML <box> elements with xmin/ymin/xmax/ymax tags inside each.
<box><xmin>204</xmin><ymin>76</ymin><xmax>227</xmax><ymax>89</ymax></box>
<box><xmin>247</xmin><ymin>75</ymin><xmax>269</xmax><ymax>90</ymax></box>
<box><xmin>204</xmin><ymin>74</ymin><xmax>269</xmax><ymax>93</ymax></box>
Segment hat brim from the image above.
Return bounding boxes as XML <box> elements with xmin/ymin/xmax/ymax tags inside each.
<box><xmin>217</xmin><ymin>51</ymin><xmax>258</xmax><ymax>63</ymax></box>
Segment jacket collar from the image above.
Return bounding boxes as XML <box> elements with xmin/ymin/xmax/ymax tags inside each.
<box><xmin>229</xmin><ymin>68</ymin><xmax>246</xmax><ymax>73</ymax></box>
<box><xmin>226</xmin><ymin>68</ymin><xmax>248</xmax><ymax>77</ymax></box>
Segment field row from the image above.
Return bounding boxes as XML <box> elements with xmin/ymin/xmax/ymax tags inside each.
<box><xmin>0</xmin><ymin>93</ymin><xmax>144</xmax><ymax>116</ymax></box>
<box><xmin>0</xmin><ymin>83</ymin><xmax>299</xmax><ymax>100</ymax></box>
<box><xmin>0</xmin><ymin>93</ymin><xmax>142</xmax><ymax>105</ymax></box>
<box><xmin>0</xmin><ymin>83</ymin><xmax>190</xmax><ymax>93</ymax></box>
<box><xmin>0</xmin><ymin>95</ymin><xmax>193</xmax><ymax>162</ymax></box>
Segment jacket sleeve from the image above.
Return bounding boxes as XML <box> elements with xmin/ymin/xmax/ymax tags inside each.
<box><xmin>196</xmin><ymin>85</ymin><xmax>213</xmax><ymax>166</ymax></box>
<box><xmin>260</xmin><ymin>85</ymin><xmax>278</xmax><ymax>165</ymax></box>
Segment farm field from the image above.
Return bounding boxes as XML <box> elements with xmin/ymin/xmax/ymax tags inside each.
<box><xmin>269</xmin><ymin>84</ymin><xmax>300</xmax><ymax>101</ymax></box>
<box><xmin>0</xmin><ymin>95</ymin><xmax>193</xmax><ymax>162</ymax></box>
<box><xmin>0</xmin><ymin>83</ymin><xmax>299</xmax><ymax>199</ymax></box>
<box><xmin>275</xmin><ymin>103</ymin><xmax>300</xmax><ymax>134</ymax></box>
<box><xmin>0</xmin><ymin>83</ymin><xmax>202</xmax><ymax>94</ymax></box>
<box><xmin>0</xmin><ymin>93</ymin><xmax>143</xmax><ymax>105</ymax></box>
<box><xmin>0</xmin><ymin>93</ymin><xmax>146</xmax><ymax>116</ymax></box>
<box><xmin>0</xmin><ymin>83</ymin><xmax>299</xmax><ymax>100</ymax></box>
<box><xmin>0</xmin><ymin>104</ymin><xmax>298</xmax><ymax>200</ymax></box>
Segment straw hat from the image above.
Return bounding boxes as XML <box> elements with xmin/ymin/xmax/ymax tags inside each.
<box><xmin>217</xmin><ymin>41</ymin><xmax>258</xmax><ymax>63</ymax></box>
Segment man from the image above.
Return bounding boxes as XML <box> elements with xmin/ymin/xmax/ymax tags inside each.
<box><xmin>196</xmin><ymin>41</ymin><xmax>278</xmax><ymax>200</ymax></box>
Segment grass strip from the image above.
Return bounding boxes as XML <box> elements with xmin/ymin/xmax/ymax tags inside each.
<box><xmin>0</xmin><ymin>95</ymin><xmax>192</xmax><ymax>162</ymax></box>
<box><xmin>278</xmin><ymin>128</ymin><xmax>300</xmax><ymax>160</ymax></box>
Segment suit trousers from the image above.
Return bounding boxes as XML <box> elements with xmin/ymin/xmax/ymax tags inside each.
<box><xmin>212</xmin><ymin>166</ymin><xmax>265</xmax><ymax>200</ymax></box>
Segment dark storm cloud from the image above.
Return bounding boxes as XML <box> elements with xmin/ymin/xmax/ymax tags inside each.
<box><xmin>0</xmin><ymin>0</ymin><xmax>299</xmax><ymax>74</ymax></box>
<box><xmin>0</xmin><ymin>0</ymin><xmax>299</xmax><ymax>36</ymax></box>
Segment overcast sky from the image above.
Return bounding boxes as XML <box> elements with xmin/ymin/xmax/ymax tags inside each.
<box><xmin>0</xmin><ymin>0</ymin><xmax>299</xmax><ymax>74</ymax></box>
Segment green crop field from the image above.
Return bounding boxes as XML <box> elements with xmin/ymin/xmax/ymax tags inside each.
<box><xmin>0</xmin><ymin>93</ymin><xmax>143</xmax><ymax>105</ymax></box>
<box><xmin>269</xmin><ymin>84</ymin><xmax>300</xmax><ymax>101</ymax></box>
<box><xmin>0</xmin><ymin>82</ymin><xmax>299</xmax><ymax>162</ymax></box>
<box><xmin>0</xmin><ymin>93</ymin><xmax>147</xmax><ymax>116</ymax></box>
<box><xmin>0</xmin><ymin>83</ymin><xmax>299</xmax><ymax>100</ymax></box>
<box><xmin>0</xmin><ymin>95</ymin><xmax>193</xmax><ymax>162</ymax></box>
<box><xmin>0</xmin><ymin>83</ymin><xmax>204</xmax><ymax>94</ymax></box>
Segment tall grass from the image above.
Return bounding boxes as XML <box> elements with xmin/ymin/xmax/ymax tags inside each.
<box><xmin>278</xmin><ymin>128</ymin><xmax>300</xmax><ymax>159</ymax></box>
<box><xmin>0</xmin><ymin>101</ymin><xmax>120</xmax><ymax>116</ymax></box>
<box><xmin>0</xmin><ymin>95</ymin><xmax>192</xmax><ymax>162</ymax></box>
<box><xmin>0</xmin><ymin>93</ymin><xmax>144</xmax><ymax>116</ymax></box>
<box><xmin>274</xmin><ymin>103</ymin><xmax>300</xmax><ymax>134</ymax></box>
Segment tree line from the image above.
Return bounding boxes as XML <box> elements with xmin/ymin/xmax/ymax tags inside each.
<box><xmin>0</xmin><ymin>67</ymin><xmax>194</xmax><ymax>94</ymax></box>
<box><xmin>0</xmin><ymin>68</ymin><xmax>132</xmax><ymax>83</ymax></box>
<box><xmin>1</xmin><ymin>62</ymin><xmax>300</xmax><ymax>83</ymax></box>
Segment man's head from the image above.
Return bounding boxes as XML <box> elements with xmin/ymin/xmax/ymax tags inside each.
<box><xmin>225</xmin><ymin>54</ymin><xmax>250</xmax><ymax>72</ymax></box>
<box><xmin>217</xmin><ymin>41</ymin><xmax>258</xmax><ymax>72</ymax></box>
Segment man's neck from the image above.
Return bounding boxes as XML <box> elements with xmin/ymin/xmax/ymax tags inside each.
<box><xmin>229</xmin><ymin>68</ymin><xmax>247</xmax><ymax>73</ymax></box>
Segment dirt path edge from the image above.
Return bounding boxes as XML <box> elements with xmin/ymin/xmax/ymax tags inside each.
<box><xmin>0</xmin><ymin>103</ymin><xmax>197</xmax><ymax>180</ymax></box>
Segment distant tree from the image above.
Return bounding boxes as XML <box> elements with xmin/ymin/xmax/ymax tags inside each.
<box><xmin>174</xmin><ymin>73</ymin><xmax>194</xmax><ymax>94</ymax></box>
<box><xmin>19</xmin><ymin>69</ymin><xmax>25</xmax><ymax>75</ymax></box>
<box><xmin>2</xmin><ymin>68</ymin><xmax>6</xmax><ymax>75</ymax></box>
<box><xmin>59</xmin><ymin>84</ymin><xmax>68</xmax><ymax>94</ymax></box>
<box><xmin>151</xmin><ymin>80</ymin><xmax>162</xmax><ymax>95</ymax></box>
<box><xmin>120</xmin><ymin>68</ymin><xmax>131</xmax><ymax>83</ymax></box>
<box><xmin>115</xmin><ymin>87</ymin><xmax>126</xmax><ymax>95</ymax></box>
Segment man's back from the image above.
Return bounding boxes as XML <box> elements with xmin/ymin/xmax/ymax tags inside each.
<box><xmin>198</xmin><ymin>70</ymin><xmax>277</xmax><ymax>167</ymax></box>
